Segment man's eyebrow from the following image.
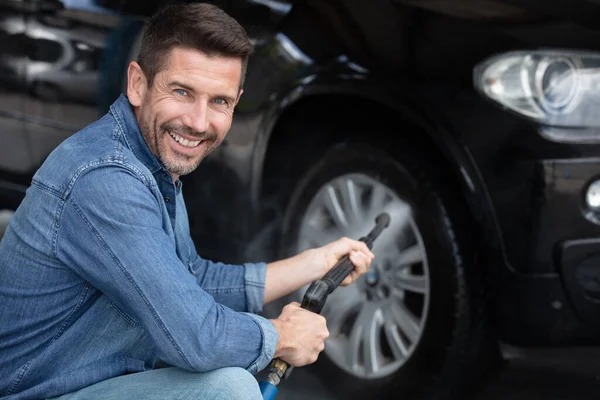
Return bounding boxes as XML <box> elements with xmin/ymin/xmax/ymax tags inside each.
<box><xmin>169</xmin><ymin>81</ymin><xmax>195</xmax><ymax>92</ymax></box>
<box><xmin>169</xmin><ymin>81</ymin><xmax>236</xmax><ymax>103</ymax></box>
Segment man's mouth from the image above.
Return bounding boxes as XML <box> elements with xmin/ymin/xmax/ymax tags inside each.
<box><xmin>167</xmin><ymin>130</ymin><xmax>203</xmax><ymax>148</ymax></box>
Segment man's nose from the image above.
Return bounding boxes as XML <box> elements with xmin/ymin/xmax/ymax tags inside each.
<box><xmin>184</xmin><ymin>101</ymin><xmax>209</xmax><ymax>133</ymax></box>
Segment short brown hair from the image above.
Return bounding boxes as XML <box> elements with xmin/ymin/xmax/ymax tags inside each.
<box><xmin>137</xmin><ymin>2</ymin><xmax>253</xmax><ymax>88</ymax></box>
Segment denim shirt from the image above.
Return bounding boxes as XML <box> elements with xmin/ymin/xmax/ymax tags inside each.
<box><xmin>0</xmin><ymin>94</ymin><xmax>278</xmax><ymax>400</ymax></box>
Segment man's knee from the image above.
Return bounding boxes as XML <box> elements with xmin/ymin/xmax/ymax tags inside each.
<box><xmin>206</xmin><ymin>367</ymin><xmax>262</xmax><ymax>400</ymax></box>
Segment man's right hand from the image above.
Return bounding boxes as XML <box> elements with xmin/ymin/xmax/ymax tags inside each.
<box><xmin>269</xmin><ymin>302</ymin><xmax>329</xmax><ymax>367</ymax></box>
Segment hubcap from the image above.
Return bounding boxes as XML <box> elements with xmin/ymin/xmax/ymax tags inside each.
<box><xmin>294</xmin><ymin>173</ymin><xmax>430</xmax><ymax>379</ymax></box>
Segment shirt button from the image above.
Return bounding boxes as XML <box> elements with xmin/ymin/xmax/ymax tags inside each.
<box><xmin>164</xmin><ymin>197</ymin><xmax>170</xmax><ymax>203</ymax></box>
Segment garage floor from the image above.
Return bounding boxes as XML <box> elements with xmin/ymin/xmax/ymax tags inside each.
<box><xmin>274</xmin><ymin>345</ymin><xmax>600</xmax><ymax>399</ymax></box>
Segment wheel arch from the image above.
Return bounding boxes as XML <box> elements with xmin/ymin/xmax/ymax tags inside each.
<box><xmin>253</xmin><ymin>82</ymin><xmax>508</xmax><ymax>271</ymax></box>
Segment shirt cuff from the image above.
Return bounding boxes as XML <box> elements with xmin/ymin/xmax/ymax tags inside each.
<box><xmin>243</xmin><ymin>262</ymin><xmax>267</xmax><ymax>314</ymax></box>
<box><xmin>243</xmin><ymin>313</ymin><xmax>279</xmax><ymax>375</ymax></box>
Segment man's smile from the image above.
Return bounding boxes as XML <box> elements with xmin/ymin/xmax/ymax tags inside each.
<box><xmin>167</xmin><ymin>130</ymin><xmax>203</xmax><ymax>148</ymax></box>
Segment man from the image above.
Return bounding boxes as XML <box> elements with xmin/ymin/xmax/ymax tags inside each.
<box><xmin>0</xmin><ymin>3</ymin><xmax>374</xmax><ymax>400</ymax></box>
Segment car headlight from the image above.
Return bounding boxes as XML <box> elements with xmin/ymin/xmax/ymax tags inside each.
<box><xmin>474</xmin><ymin>50</ymin><xmax>600</xmax><ymax>141</ymax></box>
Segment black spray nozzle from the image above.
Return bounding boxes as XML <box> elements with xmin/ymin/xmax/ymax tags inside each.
<box><xmin>361</xmin><ymin>212</ymin><xmax>391</xmax><ymax>248</ymax></box>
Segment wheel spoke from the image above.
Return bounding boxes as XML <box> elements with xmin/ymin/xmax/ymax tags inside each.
<box><xmin>363</xmin><ymin>308</ymin><xmax>383</xmax><ymax>375</ymax></box>
<box><xmin>347</xmin><ymin>303</ymin><xmax>382</xmax><ymax>373</ymax></box>
<box><xmin>322</xmin><ymin>285</ymin><xmax>364</xmax><ymax>334</ymax></box>
<box><xmin>338</xmin><ymin>177</ymin><xmax>361</xmax><ymax>227</ymax></box>
<box><xmin>384</xmin><ymin>320</ymin><xmax>409</xmax><ymax>359</ymax></box>
<box><xmin>396</xmin><ymin>244</ymin><xmax>424</xmax><ymax>266</ymax></box>
<box><xmin>324</xmin><ymin>185</ymin><xmax>349</xmax><ymax>229</ymax></box>
<box><xmin>299</xmin><ymin>224</ymin><xmax>335</xmax><ymax>248</ymax></box>
<box><xmin>368</xmin><ymin>184</ymin><xmax>388</xmax><ymax>215</ymax></box>
<box><xmin>393</xmin><ymin>273</ymin><xmax>428</xmax><ymax>294</ymax></box>
<box><xmin>385</xmin><ymin>302</ymin><xmax>420</xmax><ymax>343</ymax></box>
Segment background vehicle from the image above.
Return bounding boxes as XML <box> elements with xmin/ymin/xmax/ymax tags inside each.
<box><xmin>4</xmin><ymin>0</ymin><xmax>600</xmax><ymax>398</ymax></box>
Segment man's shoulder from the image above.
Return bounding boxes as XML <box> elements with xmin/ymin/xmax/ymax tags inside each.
<box><xmin>32</xmin><ymin>112</ymin><xmax>153</xmax><ymax>199</ymax></box>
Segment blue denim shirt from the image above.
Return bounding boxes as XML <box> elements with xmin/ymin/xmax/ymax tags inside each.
<box><xmin>0</xmin><ymin>94</ymin><xmax>278</xmax><ymax>400</ymax></box>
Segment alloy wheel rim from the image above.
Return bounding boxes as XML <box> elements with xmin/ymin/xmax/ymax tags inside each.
<box><xmin>294</xmin><ymin>173</ymin><xmax>430</xmax><ymax>379</ymax></box>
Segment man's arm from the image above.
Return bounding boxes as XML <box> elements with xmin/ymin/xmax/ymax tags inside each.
<box><xmin>55</xmin><ymin>165</ymin><xmax>276</xmax><ymax>374</ymax></box>
<box><xmin>263</xmin><ymin>239</ymin><xmax>374</xmax><ymax>304</ymax></box>
<box><xmin>188</xmin><ymin>237</ymin><xmax>374</xmax><ymax>308</ymax></box>
<box><xmin>183</xmin><ymin>208</ymin><xmax>373</xmax><ymax>309</ymax></box>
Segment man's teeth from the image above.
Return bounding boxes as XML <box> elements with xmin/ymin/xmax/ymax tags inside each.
<box><xmin>168</xmin><ymin>131</ymin><xmax>202</xmax><ymax>148</ymax></box>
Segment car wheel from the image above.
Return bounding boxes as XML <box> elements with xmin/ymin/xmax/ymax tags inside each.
<box><xmin>276</xmin><ymin>141</ymin><xmax>497</xmax><ymax>399</ymax></box>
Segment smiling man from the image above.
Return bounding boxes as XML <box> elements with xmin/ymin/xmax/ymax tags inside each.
<box><xmin>0</xmin><ymin>3</ymin><xmax>374</xmax><ymax>400</ymax></box>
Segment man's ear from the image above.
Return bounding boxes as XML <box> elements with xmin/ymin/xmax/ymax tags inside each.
<box><xmin>127</xmin><ymin>61</ymin><xmax>148</xmax><ymax>107</ymax></box>
<box><xmin>234</xmin><ymin>89</ymin><xmax>243</xmax><ymax>107</ymax></box>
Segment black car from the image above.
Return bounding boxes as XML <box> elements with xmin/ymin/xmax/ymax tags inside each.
<box><xmin>3</xmin><ymin>0</ymin><xmax>600</xmax><ymax>398</ymax></box>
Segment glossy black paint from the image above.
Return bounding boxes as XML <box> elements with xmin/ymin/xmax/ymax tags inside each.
<box><xmin>4</xmin><ymin>0</ymin><xmax>600</xmax><ymax>345</ymax></box>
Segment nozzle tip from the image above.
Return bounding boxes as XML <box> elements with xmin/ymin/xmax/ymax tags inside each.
<box><xmin>376</xmin><ymin>212</ymin><xmax>391</xmax><ymax>227</ymax></box>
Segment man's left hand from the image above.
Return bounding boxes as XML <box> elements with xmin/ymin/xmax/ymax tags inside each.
<box><xmin>306</xmin><ymin>237</ymin><xmax>375</xmax><ymax>286</ymax></box>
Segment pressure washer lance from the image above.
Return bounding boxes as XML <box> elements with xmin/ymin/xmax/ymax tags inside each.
<box><xmin>259</xmin><ymin>212</ymin><xmax>391</xmax><ymax>400</ymax></box>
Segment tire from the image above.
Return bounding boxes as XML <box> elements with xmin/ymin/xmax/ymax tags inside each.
<box><xmin>275</xmin><ymin>141</ymin><xmax>500</xmax><ymax>400</ymax></box>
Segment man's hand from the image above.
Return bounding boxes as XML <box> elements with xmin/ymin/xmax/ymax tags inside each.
<box><xmin>269</xmin><ymin>302</ymin><xmax>329</xmax><ymax>366</ymax></box>
<box><xmin>306</xmin><ymin>236</ymin><xmax>375</xmax><ymax>286</ymax></box>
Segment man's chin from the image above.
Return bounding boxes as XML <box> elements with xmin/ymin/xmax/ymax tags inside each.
<box><xmin>164</xmin><ymin>157</ymin><xmax>203</xmax><ymax>177</ymax></box>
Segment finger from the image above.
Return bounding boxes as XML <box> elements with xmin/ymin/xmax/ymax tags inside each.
<box><xmin>340</xmin><ymin>274</ymin><xmax>353</xmax><ymax>286</ymax></box>
<box><xmin>349</xmin><ymin>251</ymin><xmax>369</xmax><ymax>272</ymax></box>
<box><xmin>351</xmin><ymin>240</ymin><xmax>374</xmax><ymax>260</ymax></box>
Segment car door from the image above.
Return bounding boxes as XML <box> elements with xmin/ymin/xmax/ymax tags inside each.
<box><xmin>0</xmin><ymin>0</ymin><xmax>31</xmax><ymax>182</ymax></box>
<box><xmin>23</xmin><ymin>0</ymin><xmax>133</xmax><ymax>172</ymax></box>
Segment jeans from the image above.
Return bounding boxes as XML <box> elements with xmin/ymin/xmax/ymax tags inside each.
<box><xmin>48</xmin><ymin>367</ymin><xmax>263</xmax><ymax>400</ymax></box>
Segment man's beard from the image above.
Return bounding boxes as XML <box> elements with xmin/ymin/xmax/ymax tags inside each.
<box><xmin>139</xmin><ymin>114</ymin><xmax>218</xmax><ymax>177</ymax></box>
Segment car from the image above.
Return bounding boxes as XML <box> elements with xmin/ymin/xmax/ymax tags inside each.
<box><xmin>3</xmin><ymin>0</ymin><xmax>600</xmax><ymax>398</ymax></box>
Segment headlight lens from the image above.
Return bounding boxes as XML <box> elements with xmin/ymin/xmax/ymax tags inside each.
<box><xmin>474</xmin><ymin>50</ymin><xmax>600</xmax><ymax>128</ymax></box>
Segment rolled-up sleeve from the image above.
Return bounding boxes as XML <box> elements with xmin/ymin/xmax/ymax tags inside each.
<box><xmin>245</xmin><ymin>312</ymin><xmax>279</xmax><ymax>374</ymax></box>
<box><xmin>243</xmin><ymin>261</ymin><xmax>268</xmax><ymax>314</ymax></box>
<box><xmin>187</xmin><ymin>255</ymin><xmax>268</xmax><ymax>314</ymax></box>
<box><xmin>55</xmin><ymin>165</ymin><xmax>277</xmax><ymax>374</ymax></box>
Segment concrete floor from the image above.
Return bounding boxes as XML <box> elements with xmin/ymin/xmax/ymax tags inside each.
<box><xmin>274</xmin><ymin>346</ymin><xmax>600</xmax><ymax>400</ymax></box>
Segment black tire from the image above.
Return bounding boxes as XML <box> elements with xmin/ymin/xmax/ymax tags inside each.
<box><xmin>277</xmin><ymin>141</ymin><xmax>500</xmax><ymax>400</ymax></box>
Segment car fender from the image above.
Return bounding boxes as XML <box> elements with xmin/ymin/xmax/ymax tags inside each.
<box><xmin>251</xmin><ymin>73</ymin><xmax>509</xmax><ymax>270</ymax></box>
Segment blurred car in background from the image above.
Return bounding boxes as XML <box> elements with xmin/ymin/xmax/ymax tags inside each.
<box><xmin>4</xmin><ymin>0</ymin><xmax>600</xmax><ymax>399</ymax></box>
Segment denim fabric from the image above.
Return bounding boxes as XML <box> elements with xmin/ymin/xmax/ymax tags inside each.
<box><xmin>0</xmin><ymin>94</ymin><xmax>278</xmax><ymax>400</ymax></box>
<box><xmin>49</xmin><ymin>367</ymin><xmax>262</xmax><ymax>400</ymax></box>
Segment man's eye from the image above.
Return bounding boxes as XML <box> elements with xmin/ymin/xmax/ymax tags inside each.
<box><xmin>213</xmin><ymin>98</ymin><xmax>227</xmax><ymax>106</ymax></box>
<box><xmin>175</xmin><ymin>89</ymin><xmax>188</xmax><ymax>96</ymax></box>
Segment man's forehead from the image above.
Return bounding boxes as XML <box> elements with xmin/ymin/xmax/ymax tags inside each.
<box><xmin>156</xmin><ymin>47</ymin><xmax>242</xmax><ymax>91</ymax></box>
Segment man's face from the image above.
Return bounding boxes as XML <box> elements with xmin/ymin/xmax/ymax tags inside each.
<box><xmin>128</xmin><ymin>47</ymin><xmax>243</xmax><ymax>180</ymax></box>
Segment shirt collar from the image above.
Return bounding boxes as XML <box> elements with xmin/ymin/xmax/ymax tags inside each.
<box><xmin>109</xmin><ymin>93</ymin><xmax>164</xmax><ymax>175</ymax></box>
